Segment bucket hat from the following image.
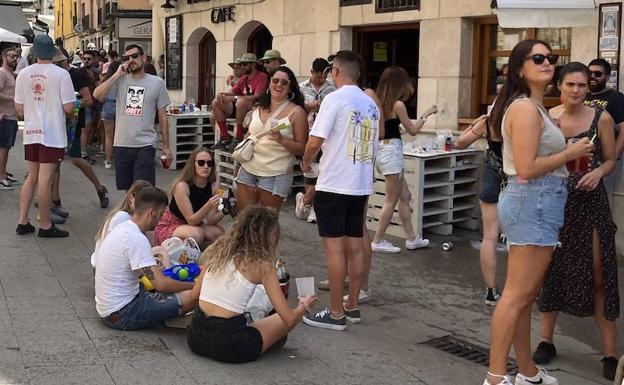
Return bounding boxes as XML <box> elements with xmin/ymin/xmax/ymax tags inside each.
<box><xmin>239</xmin><ymin>53</ymin><xmax>258</xmax><ymax>63</ymax></box>
<box><xmin>260</xmin><ymin>49</ymin><xmax>286</xmax><ymax>64</ymax></box>
<box><xmin>228</xmin><ymin>57</ymin><xmax>242</xmax><ymax>68</ymax></box>
<box><xmin>32</xmin><ymin>35</ymin><xmax>56</xmax><ymax>60</ymax></box>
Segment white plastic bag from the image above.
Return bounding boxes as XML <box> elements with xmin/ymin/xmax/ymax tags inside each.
<box><xmin>245</xmin><ymin>284</ymin><xmax>273</xmax><ymax>322</ymax></box>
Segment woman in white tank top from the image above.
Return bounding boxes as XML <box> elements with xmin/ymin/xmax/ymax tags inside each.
<box><xmin>187</xmin><ymin>206</ymin><xmax>318</xmax><ymax>363</ymax></box>
<box><xmin>483</xmin><ymin>40</ymin><xmax>594</xmax><ymax>385</ymax></box>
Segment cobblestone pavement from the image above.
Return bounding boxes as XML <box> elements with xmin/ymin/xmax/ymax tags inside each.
<box><xmin>0</xmin><ymin>133</ymin><xmax>619</xmax><ymax>384</ymax></box>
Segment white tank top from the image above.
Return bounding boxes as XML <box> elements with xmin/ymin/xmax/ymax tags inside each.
<box><xmin>501</xmin><ymin>97</ymin><xmax>568</xmax><ymax>178</ymax></box>
<box><xmin>199</xmin><ymin>259</ymin><xmax>256</xmax><ymax>314</ymax></box>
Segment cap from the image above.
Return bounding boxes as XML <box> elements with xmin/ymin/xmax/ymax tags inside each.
<box><xmin>51</xmin><ymin>47</ymin><xmax>68</xmax><ymax>63</ymax></box>
<box><xmin>260</xmin><ymin>49</ymin><xmax>286</xmax><ymax>64</ymax></box>
<box><xmin>228</xmin><ymin>57</ymin><xmax>242</xmax><ymax>68</ymax></box>
<box><xmin>32</xmin><ymin>35</ymin><xmax>56</xmax><ymax>60</ymax></box>
<box><xmin>239</xmin><ymin>53</ymin><xmax>258</xmax><ymax>63</ymax></box>
<box><xmin>71</xmin><ymin>55</ymin><xmax>83</xmax><ymax>66</ymax></box>
<box><xmin>86</xmin><ymin>42</ymin><xmax>96</xmax><ymax>50</ymax></box>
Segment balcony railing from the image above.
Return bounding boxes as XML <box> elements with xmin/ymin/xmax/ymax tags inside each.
<box><xmin>375</xmin><ymin>0</ymin><xmax>420</xmax><ymax>12</ymax></box>
<box><xmin>340</xmin><ymin>0</ymin><xmax>371</xmax><ymax>5</ymax></box>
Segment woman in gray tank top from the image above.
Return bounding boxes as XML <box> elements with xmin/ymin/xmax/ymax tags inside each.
<box><xmin>482</xmin><ymin>40</ymin><xmax>594</xmax><ymax>385</ymax></box>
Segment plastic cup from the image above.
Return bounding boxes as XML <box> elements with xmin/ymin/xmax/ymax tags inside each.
<box><xmin>565</xmin><ymin>138</ymin><xmax>591</xmax><ymax>174</ymax></box>
<box><xmin>303</xmin><ymin>163</ymin><xmax>319</xmax><ymax>179</ymax></box>
<box><xmin>201</xmin><ymin>104</ymin><xmax>208</xmax><ymax>112</ymax></box>
<box><xmin>295</xmin><ymin>277</ymin><xmax>315</xmax><ymax>297</ymax></box>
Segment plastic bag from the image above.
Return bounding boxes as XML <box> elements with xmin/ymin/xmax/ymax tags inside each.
<box><xmin>245</xmin><ymin>284</ymin><xmax>274</xmax><ymax>322</ymax></box>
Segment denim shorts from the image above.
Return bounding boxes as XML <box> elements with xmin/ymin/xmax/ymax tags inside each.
<box><xmin>376</xmin><ymin>139</ymin><xmax>404</xmax><ymax>175</ymax></box>
<box><xmin>0</xmin><ymin>119</ymin><xmax>18</xmax><ymax>149</ymax></box>
<box><xmin>101</xmin><ymin>286</ymin><xmax>182</xmax><ymax>330</ymax></box>
<box><xmin>236</xmin><ymin>166</ymin><xmax>293</xmax><ymax>198</ymax></box>
<box><xmin>479</xmin><ymin>155</ymin><xmax>504</xmax><ymax>204</ymax></box>
<box><xmin>85</xmin><ymin>105</ymin><xmax>99</xmax><ymax>124</ymax></box>
<box><xmin>101</xmin><ymin>98</ymin><xmax>116</xmax><ymax>121</ymax></box>
<box><xmin>498</xmin><ymin>175</ymin><xmax>567</xmax><ymax>247</ymax></box>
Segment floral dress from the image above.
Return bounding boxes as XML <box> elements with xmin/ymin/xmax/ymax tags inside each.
<box><xmin>537</xmin><ymin>108</ymin><xmax>619</xmax><ymax>321</ymax></box>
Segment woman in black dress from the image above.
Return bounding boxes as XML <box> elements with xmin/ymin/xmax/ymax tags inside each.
<box><xmin>534</xmin><ymin>62</ymin><xmax>619</xmax><ymax>381</ymax></box>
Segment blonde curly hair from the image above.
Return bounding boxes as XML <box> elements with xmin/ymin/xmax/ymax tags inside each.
<box><xmin>200</xmin><ymin>206</ymin><xmax>279</xmax><ymax>272</ymax></box>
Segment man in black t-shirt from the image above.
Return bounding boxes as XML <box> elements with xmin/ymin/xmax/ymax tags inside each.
<box><xmin>584</xmin><ymin>58</ymin><xmax>624</xmax><ymax>199</ymax></box>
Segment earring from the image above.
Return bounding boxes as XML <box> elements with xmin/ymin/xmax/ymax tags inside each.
<box><xmin>266</xmin><ymin>88</ymin><xmax>270</xmax><ymax>95</ymax></box>
<box><xmin>288</xmin><ymin>91</ymin><xmax>294</xmax><ymax>101</ymax></box>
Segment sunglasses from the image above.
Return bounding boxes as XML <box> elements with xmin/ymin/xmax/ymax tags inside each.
<box><xmin>196</xmin><ymin>159</ymin><xmax>214</xmax><ymax>167</ymax></box>
<box><xmin>525</xmin><ymin>54</ymin><xmax>559</xmax><ymax>65</ymax></box>
<box><xmin>590</xmin><ymin>71</ymin><xmax>606</xmax><ymax>78</ymax></box>
<box><xmin>122</xmin><ymin>52</ymin><xmax>141</xmax><ymax>62</ymax></box>
<box><xmin>271</xmin><ymin>78</ymin><xmax>290</xmax><ymax>86</ymax></box>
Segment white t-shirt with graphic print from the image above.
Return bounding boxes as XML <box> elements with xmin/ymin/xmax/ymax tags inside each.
<box><xmin>310</xmin><ymin>85</ymin><xmax>379</xmax><ymax>196</ymax></box>
<box><xmin>14</xmin><ymin>63</ymin><xmax>76</xmax><ymax>148</ymax></box>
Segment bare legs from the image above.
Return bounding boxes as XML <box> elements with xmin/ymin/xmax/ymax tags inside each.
<box><xmin>235</xmin><ymin>183</ymin><xmax>284</xmax><ymax>213</ymax></box>
<box><xmin>324</xmin><ymin>236</ymin><xmax>364</xmax><ymax>315</ymax></box>
<box><xmin>372</xmin><ymin>174</ymin><xmax>400</xmax><ymax>244</ymax></box>
<box><xmin>480</xmin><ymin>201</ymin><xmax>500</xmax><ymax>289</ymax></box>
<box><xmin>103</xmin><ymin>119</ymin><xmax>115</xmax><ymax>163</ymax></box>
<box><xmin>0</xmin><ymin>147</ymin><xmax>9</xmax><ymax>180</ymax></box>
<box><xmin>172</xmin><ymin>224</ymin><xmax>225</xmax><ymax>248</ymax></box>
<box><xmin>19</xmin><ymin>162</ymin><xmax>58</xmax><ymax>230</ymax></box>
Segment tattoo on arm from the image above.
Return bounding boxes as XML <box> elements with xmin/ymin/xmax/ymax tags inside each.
<box><xmin>135</xmin><ymin>266</ymin><xmax>155</xmax><ymax>280</ymax></box>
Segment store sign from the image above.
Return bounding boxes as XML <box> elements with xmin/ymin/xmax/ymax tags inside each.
<box><xmin>118</xmin><ymin>18</ymin><xmax>152</xmax><ymax>39</ymax></box>
<box><xmin>211</xmin><ymin>6</ymin><xmax>235</xmax><ymax>23</ymax></box>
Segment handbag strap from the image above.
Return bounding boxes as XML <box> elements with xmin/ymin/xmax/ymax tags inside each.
<box><xmin>250</xmin><ymin>101</ymin><xmax>291</xmax><ymax>141</ymax></box>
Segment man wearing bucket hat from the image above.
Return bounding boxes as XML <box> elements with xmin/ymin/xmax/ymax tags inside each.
<box><xmin>14</xmin><ymin>35</ymin><xmax>76</xmax><ymax>238</ymax></box>
<box><xmin>226</xmin><ymin>57</ymin><xmax>242</xmax><ymax>89</ymax></box>
<box><xmin>260</xmin><ymin>49</ymin><xmax>286</xmax><ymax>73</ymax></box>
<box><xmin>210</xmin><ymin>53</ymin><xmax>267</xmax><ymax>151</ymax></box>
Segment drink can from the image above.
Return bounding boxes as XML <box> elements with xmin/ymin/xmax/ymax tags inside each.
<box><xmin>442</xmin><ymin>241</ymin><xmax>453</xmax><ymax>251</ymax></box>
<box><xmin>160</xmin><ymin>154</ymin><xmax>170</xmax><ymax>169</ymax></box>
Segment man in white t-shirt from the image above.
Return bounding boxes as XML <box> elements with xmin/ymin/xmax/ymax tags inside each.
<box><xmin>14</xmin><ymin>35</ymin><xmax>76</xmax><ymax>238</ymax></box>
<box><xmin>95</xmin><ymin>186</ymin><xmax>196</xmax><ymax>330</ymax></box>
<box><xmin>301</xmin><ymin>50</ymin><xmax>379</xmax><ymax>331</ymax></box>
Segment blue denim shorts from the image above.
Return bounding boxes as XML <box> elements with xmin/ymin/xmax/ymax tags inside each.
<box><xmin>498</xmin><ymin>175</ymin><xmax>567</xmax><ymax>247</ymax></box>
<box><xmin>101</xmin><ymin>98</ymin><xmax>116</xmax><ymax>121</ymax></box>
<box><xmin>376</xmin><ymin>139</ymin><xmax>404</xmax><ymax>175</ymax></box>
<box><xmin>478</xmin><ymin>157</ymin><xmax>503</xmax><ymax>204</ymax></box>
<box><xmin>102</xmin><ymin>286</ymin><xmax>182</xmax><ymax>330</ymax></box>
<box><xmin>236</xmin><ymin>166</ymin><xmax>293</xmax><ymax>198</ymax></box>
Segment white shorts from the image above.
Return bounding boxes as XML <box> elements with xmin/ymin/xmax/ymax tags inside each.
<box><xmin>376</xmin><ymin>139</ymin><xmax>404</xmax><ymax>176</ymax></box>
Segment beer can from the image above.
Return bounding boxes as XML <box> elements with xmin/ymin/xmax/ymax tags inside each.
<box><xmin>160</xmin><ymin>154</ymin><xmax>170</xmax><ymax>169</ymax></box>
<box><xmin>442</xmin><ymin>242</ymin><xmax>453</xmax><ymax>251</ymax></box>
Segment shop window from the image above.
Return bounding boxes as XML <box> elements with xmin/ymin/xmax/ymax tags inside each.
<box><xmin>376</xmin><ymin>0</ymin><xmax>420</xmax><ymax>13</ymax></box>
<box><xmin>472</xmin><ymin>20</ymin><xmax>571</xmax><ymax>116</ymax></box>
<box><xmin>340</xmin><ymin>0</ymin><xmax>371</xmax><ymax>5</ymax></box>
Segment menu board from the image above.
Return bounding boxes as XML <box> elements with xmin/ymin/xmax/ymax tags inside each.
<box><xmin>598</xmin><ymin>3</ymin><xmax>621</xmax><ymax>90</ymax></box>
<box><xmin>165</xmin><ymin>15</ymin><xmax>183</xmax><ymax>90</ymax></box>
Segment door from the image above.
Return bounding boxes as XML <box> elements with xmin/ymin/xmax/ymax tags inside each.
<box><xmin>198</xmin><ymin>31</ymin><xmax>217</xmax><ymax>105</ymax></box>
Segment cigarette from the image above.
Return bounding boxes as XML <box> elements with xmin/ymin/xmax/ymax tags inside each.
<box><xmin>589</xmin><ymin>133</ymin><xmax>597</xmax><ymax>143</ymax></box>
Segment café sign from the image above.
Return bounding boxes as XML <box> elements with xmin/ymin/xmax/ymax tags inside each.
<box><xmin>118</xmin><ymin>18</ymin><xmax>152</xmax><ymax>39</ymax></box>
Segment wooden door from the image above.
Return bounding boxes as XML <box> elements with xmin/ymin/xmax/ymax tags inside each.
<box><xmin>198</xmin><ymin>31</ymin><xmax>216</xmax><ymax>105</ymax></box>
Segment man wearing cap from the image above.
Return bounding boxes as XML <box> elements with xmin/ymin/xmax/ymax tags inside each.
<box><xmin>94</xmin><ymin>44</ymin><xmax>171</xmax><ymax>190</ymax></box>
<box><xmin>260</xmin><ymin>49</ymin><xmax>286</xmax><ymax>73</ymax></box>
<box><xmin>210</xmin><ymin>53</ymin><xmax>267</xmax><ymax>151</ymax></box>
<box><xmin>225</xmin><ymin>57</ymin><xmax>242</xmax><ymax>89</ymax></box>
<box><xmin>0</xmin><ymin>47</ymin><xmax>21</xmax><ymax>190</ymax></box>
<box><xmin>14</xmin><ymin>35</ymin><xmax>76</xmax><ymax>238</ymax></box>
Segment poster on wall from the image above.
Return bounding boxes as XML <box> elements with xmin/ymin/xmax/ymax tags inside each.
<box><xmin>598</xmin><ymin>3</ymin><xmax>622</xmax><ymax>91</ymax></box>
<box><xmin>165</xmin><ymin>15</ymin><xmax>183</xmax><ymax>90</ymax></box>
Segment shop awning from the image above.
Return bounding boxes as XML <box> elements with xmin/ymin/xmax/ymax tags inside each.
<box><xmin>0</xmin><ymin>3</ymin><xmax>34</xmax><ymax>43</ymax></box>
<box><xmin>493</xmin><ymin>0</ymin><xmax>597</xmax><ymax>28</ymax></box>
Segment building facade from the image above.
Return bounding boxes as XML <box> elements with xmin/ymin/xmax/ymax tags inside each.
<box><xmin>153</xmin><ymin>0</ymin><xmax>623</xmax><ymax>250</ymax></box>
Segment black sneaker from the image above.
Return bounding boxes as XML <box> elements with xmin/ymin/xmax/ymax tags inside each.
<box><xmin>485</xmin><ymin>287</ymin><xmax>501</xmax><ymax>306</ymax></box>
<box><xmin>97</xmin><ymin>186</ymin><xmax>109</xmax><ymax>208</ymax></box>
<box><xmin>5</xmin><ymin>173</ymin><xmax>20</xmax><ymax>186</ymax></box>
<box><xmin>343</xmin><ymin>304</ymin><xmax>361</xmax><ymax>324</ymax></box>
<box><xmin>533</xmin><ymin>341</ymin><xmax>557</xmax><ymax>364</ymax></box>
<box><xmin>211</xmin><ymin>138</ymin><xmax>232</xmax><ymax>151</ymax></box>
<box><xmin>38</xmin><ymin>225</ymin><xmax>69</xmax><ymax>238</ymax></box>
<box><xmin>0</xmin><ymin>178</ymin><xmax>14</xmax><ymax>190</ymax></box>
<box><xmin>16</xmin><ymin>222</ymin><xmax>35</xmax><ymax>235</ymax></box>
<box><xmin>225</xmin><ymin>137</ymin><xmax>242</xmax><ymax>152</ymax></box>
<box><xmin>302</xmin><ymin>307</ymin><xmax>347</xmax><ymax>331</ymax></box>
<box><xmin>602</xmin><ymin>356</ymin><xmax>618</xmax><ymax>381</ymax></box>
<box><xmin>82</xmin><ymin>155</ymin><xmax>96</xmax><ymax>165</ymax></box>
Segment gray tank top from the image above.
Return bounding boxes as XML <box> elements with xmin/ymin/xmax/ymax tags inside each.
<box><xmin>501</xmin><ymin>97</ymin><xmax>568</xmax><ymax>178</ymax></box>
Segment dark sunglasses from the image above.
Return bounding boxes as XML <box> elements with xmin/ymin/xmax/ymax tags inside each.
<box><xmin>122</xmin><ymin>52</ymin><xmax>141</xmax><ymax>62</ymax></box>
<box><xmin>196</xmin><ymin>159</ymin><xmax>214</xmax><ymax>167</ymax></box>
<box><xmin>525</xmin><ymin>54</ymin><xmax>559</xmax><ymax>65</ymax></box>
<box><xmin>590</xmin><ymin>71</ymin><xmax>606</xmax><ymax>78</ymax></box>
<box><xmin>271</xmin><ymin>78</ymin><xmax>290</xmax><ymax>86</ymax></box>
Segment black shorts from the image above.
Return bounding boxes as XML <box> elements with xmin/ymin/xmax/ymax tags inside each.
<box><xmin>113</xmin><ymin>145</ymin><xmax>156</xmax><ymax>190</ymax></box>
<box><xmin>0</xmin><ymin>119</ymin><xmax>18</xmax><ymax>149</ymax></box>
<box><xmin>478</xmin><ymin>155</ymin><xmax>504</xmax><ymax>204</ymax></box>
<box><xmin>314</xmin><ymin>191</ymin><xmax>367</xmax><ymax>238</ymax></box>
<box><xmin>187</xmin><ymin>310</ymin><xmax>263</xmax><ymax>363</ymax></box>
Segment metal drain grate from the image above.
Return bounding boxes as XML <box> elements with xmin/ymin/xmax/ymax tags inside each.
<box><xmin>421</xmin><ymin>335</ymin><xmax>518</xmax><ymax>374</ymax></box>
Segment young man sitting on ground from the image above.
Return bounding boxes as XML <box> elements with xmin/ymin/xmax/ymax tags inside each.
<box><xmin>94</xmin><ymin>185</ymin><xmax>196</xmax><ymax>330</ymax></box>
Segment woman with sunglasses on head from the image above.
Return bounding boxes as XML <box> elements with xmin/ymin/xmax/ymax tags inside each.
<box><xmin>154</xmin><ymin>147</ymin><xmax>224</xmax><ymax>247</ymax></box>
<box><xmin>235</xmin><ymin>66</ymin><xmax>308</xmax><ymax>213</ymax></box>
<box><xmin>532</xmin><ymin>62</ymin><xmax>618</xmax><ymax>381</ymax></box>
<box><xmin>483</xmin><ymin>41</ymin><xmax>594</xmax><ymax>385</ymax></box>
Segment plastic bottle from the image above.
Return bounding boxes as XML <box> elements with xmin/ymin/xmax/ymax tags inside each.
<box><xmin>276</xmin><ymin>259</ymin><xmax>290</xmax><ymax>298</ymax></box>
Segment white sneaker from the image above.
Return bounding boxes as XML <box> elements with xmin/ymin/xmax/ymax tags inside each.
<box><xmin>307</xmin><ymin>207</ymin><xmax>317</xmax><ymax>223</ymax></box>
<box><xmin>295</xmin><ymin>192</ymin><xmax>310</xmax><ymax>219</ymax></box>
<box><xmin>514</xmin><ymin>367</ymin><xmax>558</xmax><ymax>385</ymax></box>
<box><xmin>483</xmin><ymin>375</ymin><xmax>513</xmax><ymax>385</ymax></box>
<box><xmin>103</xmin><ymin>160</ymin><xmax>113</xmax><ymax>169</ymax></box>
<box><xmin>371</xmin><ymin>240</ymin><xmax>401</xmax><ymax>253</ymax></box>
<box><xmin>406</xmin><ymin>236</ymin><xmax>429</xmax><ymax>249</ymax></box>
<box><xmin>343</xmin><ymin>288</ymin><xmax>370</xmax><ymax>304</ymax></box>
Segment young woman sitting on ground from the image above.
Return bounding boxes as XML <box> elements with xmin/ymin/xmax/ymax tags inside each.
<box><xmin>188</xmin><ymin>206</ymin><xmax>318</xmax><ymax>363</ymax></box>
<box><xmin>154</xmin><ymin>147</ymin><xmax>224</xmax><ymax>247</ymax></box>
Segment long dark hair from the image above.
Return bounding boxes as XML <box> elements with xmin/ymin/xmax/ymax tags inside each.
<box><xmin>257</xmin><ymin>66</ymin><xmax>305</xmax><ymax>110</ymax></box>
<box><xmin>489</xmin><ymin>39</ymin><xmax>552</xmax><ymax>139</ymax></box>
<box><xmin>104</xmin><ymin>60</ymin><xmax>120</xmax><ymax>81</ymax></box>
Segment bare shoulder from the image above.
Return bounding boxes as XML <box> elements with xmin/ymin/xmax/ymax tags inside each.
<box><xmin>549</xmin><ymin>104</ymin><xmax>564</xmax><ymax>117</ymax></box>
<box><xmin>507</xmin><ymin>98</ymin><xmax>540</xmax><ymax>120</ymax></box>
<box><xmin>174</xmin><ymin>180</ymin><xmax>190</xmax><ymax>194</ymax></box>
<box><xmin>598</xmin><ymin>108</ymin><xmax>614</xmax><ymax>125</ymax></box>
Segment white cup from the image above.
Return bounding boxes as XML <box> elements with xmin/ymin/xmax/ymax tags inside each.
<box><xmin>295</xmin><ymin>277</ymin><xmax>315</xmax><ymax>297</ymax></box>
<box><xmin>201</xmin><ymin>104</ymin><xmax>208</xmax><ymax>112</ymax></box>
<box><xmin>303</xmin><ymin>163</ymin><xmax>319</xmax><ymax>178</ymax></box>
